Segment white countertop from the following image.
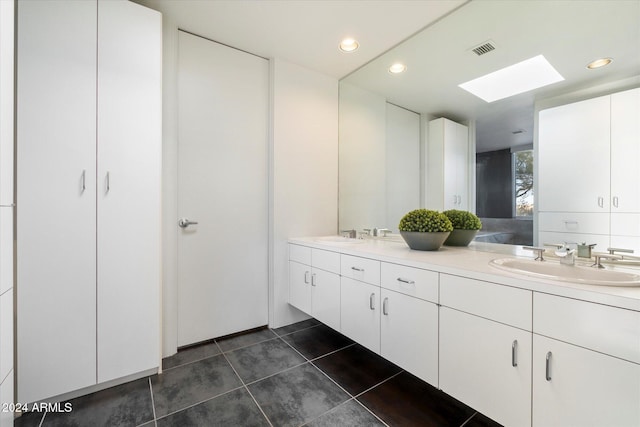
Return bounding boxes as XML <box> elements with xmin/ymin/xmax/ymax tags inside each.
<box><xmin>289</xmin><ymin>236</ymin><xmax>640</xmax><ymax>312</ymax></box>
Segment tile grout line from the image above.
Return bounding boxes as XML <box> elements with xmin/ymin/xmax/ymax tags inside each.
<box><xmin>37</xmin><ymin>410</ymin><xmax>46</xmax><ymax>427</ymax></box>
<box><xmin>271</xmin><ymin>323</ymin><xmax>321</xmax><ymax>338</ymax></box>
<box><xmin>460</xmin><ymin>411</ymin><xmax>478</xmax><ymax>427</ymax></box>
<box><xmin>154</xmin><ymin>385</ymin><xmax>247</xmax><ymax>421</ymax></box>
<box><xmin>308</xmin><ymin>342</ymin><xmax>357</xmax><ymax>363</ymax></box>
<box><xmin>216</xmin><ymin>340</ymin><xmax>275</xmax><ymax>427</ymax></box>
<box><xmin>353</xmin><ymin>370</ymin><xmax>404</xmax><ymax>400</ymax></box>
<box><xmin>148</xmin><ymin>377</ymin><xmax>158</xmax><ymax>427</ymax></box>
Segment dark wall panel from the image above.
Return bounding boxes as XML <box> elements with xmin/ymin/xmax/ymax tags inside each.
<box><xmin>476</xmin><ymin>149</ymin><xmax>513</xmax><ymax>218</ymax></box>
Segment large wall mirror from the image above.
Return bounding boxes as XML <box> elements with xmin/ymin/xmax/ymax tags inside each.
<box><xmin>338</xmin><ymin>0</ymin><xmax>640</xmax><ymax>245</ymax></box>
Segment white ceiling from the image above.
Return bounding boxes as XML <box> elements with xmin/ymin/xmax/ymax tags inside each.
<box><xmin>134</xmin><ymin>0</ymin><xmax>640</xmax><ymax>153</ymax></box>
<box><xmin>134</xmin><ymin>0</ymin><xmax>466</xmax><ymax>79</ymax></box>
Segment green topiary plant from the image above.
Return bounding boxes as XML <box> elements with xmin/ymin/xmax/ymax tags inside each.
<box><xmin>399</xmin><ymin>209</ymin><xmax>453</xmax><ymax>233</ymax></box>
<box><xmin>443</xmin><ymin>210</ymin><xmax>482</xmax><ymax>230</ymax></box>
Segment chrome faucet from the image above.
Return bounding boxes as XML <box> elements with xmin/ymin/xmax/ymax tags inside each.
<box><xmin>341</xmin><ymin>229</ymin><xmax>356</xmax><ymax>238</ymax></box>
<box><xmin>555</xmin><ymin>246</ymin><xmax>576</xmax><ymax>265</ymax></box>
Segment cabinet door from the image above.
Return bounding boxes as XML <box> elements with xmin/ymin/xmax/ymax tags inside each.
<box><xmin>96</xmin><ymin>0</ymin><xmax>161</xmax><ymax>383</ymax></box>
<box><xmin>16</xmin><ymin>0</ymin><xmax>97</xmax><ymax>403</ymax></box>
<box><xmin>611</xmin><ymin>88</ymin><xmax>640</xmax><ymax>213</ymax></box>
<box><xmin>311</xmin><ymin>269</ymin><xmax>341</xmax><ymax>331</ymax></box>
<box><xmin>442</xmin><ymin>120</ymin><xmax>468</xmax><ymax>210</ymax></box>
<box><xmin>533</xmin><ymin>335</ymin><xmax>640</xmax><ymax>427</ymax></box>
<box><xmin>440</xmin><ymin>308</ymin><xmax>532</xmax><ymax>427</ymax></box>
<box><xmin>380</xmin><ymin>289</ymin><xmax>438</xmax><ymax>386</ymax></box>
<box><xmin>538</xmin><ymin>96</ymin><xmax>610</xmax><ymax>212</ymax></box>
<box><xmin>289</xmin><ymin>261</ymin><xmax>311</xmax><ymax>315</ymax></box>
<box><xmin>340</xmin><ymin>277</ymin><xmax>380</xmax><ymax>353</ymax></box>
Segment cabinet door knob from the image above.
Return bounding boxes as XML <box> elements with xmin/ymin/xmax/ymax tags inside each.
<box><xmin>545</xmin><ymin>351</ymin><xmax>553</xmax><ymax>381</ymax></box>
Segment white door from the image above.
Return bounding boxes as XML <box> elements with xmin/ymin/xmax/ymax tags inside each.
<box><xmin>16</xmin><ymin>0</ymin><xmax>97</xmax><ymax>403</ymax></box>
<box><xmin>177</xmin><ymin>31</ymin><xmax>268</xmax><ymax>346</ymax></box>
<box><xmin>340</xmin><ymin>277</ymin><xmax>380</xmax><ymax>353</ymax></box>
<box><xmin>96</xmin><ymin>0</ymin><xmax>161</xmax><ymax>382</ymax></box>
<box><xmin>311</xmin><ymin>269</ymin><xmax>341</xmax><ymax>331</ymax></box>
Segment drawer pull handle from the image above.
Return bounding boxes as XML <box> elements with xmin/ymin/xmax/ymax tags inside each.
<box><xmin>311</xmin><ymin>273</ymin><xmax>316</xmax><ymax>286</ymax></box>
<box><xmin>512</xmin><ymin>340</ymin><xmax>518</xmax><ymax>367</ymax></box>
<box><xmin>397</xmin><ymin>277</ymin><xmax>415</xmax><ymax>285</ymax></box>
<box><xmin>352</xmin><ymin>267</ymin><xmax>364</xmax><ymax>272</ymax></box>
<box><xmin>304</xmin><ymin>271</ymin><xmax>310</xmax><ymax>284</ymax></box>
<box><xmin>613</xmin><ymin>196</ymin><xmax>619</xmax><ymax>208</ymax></box>
<box><xmin>546</xmin><ymin>351</ymin><xmax>552</xmax><ymax>381</ymax></box>
<box><xmin>369</xmin><ymin>293</ymin><xmax>375</xmax><ymax>310</ymax></box>
<box><xmin>383</xmin><ymin>297</ymin><xmax>389</xmax><ymax>315</ymax></box>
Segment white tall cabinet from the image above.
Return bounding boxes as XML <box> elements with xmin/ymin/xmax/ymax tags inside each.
<box><xmin>538</xmin><ymin>88</ymin><xmax>640</xmax><ymax>252</ymax></box>
<box><xmin>427</xmin><ymin>117</ymin><xmax>469</xmax><ymax>211</ymax></box>
<box><xmin>17</xmin><ymin>0</ymin><xmax>161</xmax><ymax>403</ymax></box>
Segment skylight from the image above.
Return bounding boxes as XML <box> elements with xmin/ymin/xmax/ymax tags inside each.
<box><xmin>458</xmin><ymin>55</ymin><xmax>564</xmax><ymax>102</ymax></box>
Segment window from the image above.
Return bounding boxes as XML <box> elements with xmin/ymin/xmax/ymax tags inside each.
<box><xmin>513</xmin><ymin>149</ymin><xmax>534</xmax><ymax>217</ymax></box>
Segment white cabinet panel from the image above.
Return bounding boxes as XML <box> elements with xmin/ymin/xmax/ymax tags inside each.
<box><xmin>289</xmin><ymin>261</ymin><xmax>312</xmax><ymax>315</ymax></box>
<box><xmin>340</xmin><ymin>277</ymin><xmax>380</xmax><ymax>353</ymax></box>
<box><xmin>611</xmin><ymin>88</ymin><xmax>640</xmax><ymax>213</ymax></box>
<box><xmin>96</xmin><ymin>0</ymin><xmax>161</xmax><ymax>384</ymax></box>
<box><xmin>440</xmin><ymin>274</ymin><xmax>532</xmax><ymax>330</ymax></box>
<box><xmin>440</xmin><ymin>308</ymin><xmax>532</xmax><ymax>427</ymax></box>
<box><xmin>538</xmin><ymin>212</ymin><xmax>610</xmax><ymax>235</ymax></box>
<box><xmin>17</xmin><ymin>0</ymin><xmax>98</xmax><ymax>403</ymax></box>
<box><xmin>289</xmin><ymin>244</ymin><xmax>312</xmax><ymax>265</ymax></box>
<box><xmin>311</xmin><ymin>269</ymin><xmax>341</xmax><ymax>331</ymax></box>
<box><xmin>381</xmin><ymin>289</ymin><xmax>438</xmax><ymax>386</ymax></box>
<box><xmin>380</xmin><ymin>262</ymin><xmax>438</xmax><ymax>303</ymax></box>
<box><xmin>534</xmin><ymin>293</ymin><xmax>640</xmax><ymax>364</ymax></box>
<box><xmin>533</xmin><ymin>334</ymin><xmax>640</xmax><ymax>427</ymax></box>
<box><xmin>538</xmin><ymin>95</ymin><xmax>611</xmax><ymax>212</ymax></box>
<box><xmin>312</xmin><ymin>248</ymin><xmax>340</xmax><ymax>274</ymax></box>
<box><xmin>340</xmin><ymin>254</ymin><xmax>380</xmax><ymax>285</ymax></box>
<box><xmin>0</xmin><ymin>289</ymin><xmax>12</xmax><ymax>384</ymax></box>
<box><xmin>0</xmin><ymin>371</ymin><xmax>13</xmax><ymax>427</ymax></box>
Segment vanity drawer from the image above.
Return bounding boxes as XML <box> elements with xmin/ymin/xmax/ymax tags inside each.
<box><xmin>611</xmin><ymin>213</ymin><xmax>640</xmax><ymax>237</ymax></box>
<box><xmin>533</xmin><ymin>293</ymin><xmax>640</xmax><ymax>364</ymax></box>
<box><xmin>289</xmin><ymin>244</ymin><xmax>311</xmax><ymax>265</ymax></box>
<box><xmin>440</xmin><ymin>274</ymin><xmax>532</xmax><ymax>331</ymax></box>
<box><xmin>341</xmin><ymin>254</ymin><xmax>380</xmax><ymax>286</ymax></box>
<box><xmin>312</xmin><ymin>248</ymin><xmax>340</xmax><ymax>274</ymax></box>
<box><xmin>538</xmin><ymin>212</ymin><xmax>609</xmax><ymax>235</ymax></box>
<box><xmin>381</xmin><ymin>262</ymin><xmax>438</xmax><ymax>303</ymax></box>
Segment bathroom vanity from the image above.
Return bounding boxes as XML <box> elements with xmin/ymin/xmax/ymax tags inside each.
<box><xmin>288</xmin><ymin>237</ymin><xmax>640</xmax><ymax>427</ymax></box>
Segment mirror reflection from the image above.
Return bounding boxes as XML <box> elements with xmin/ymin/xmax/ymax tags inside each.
<box><xmin>338</xmin><ymin>0</ymin><xmax>640</xmax><ymax>248</ymax></box>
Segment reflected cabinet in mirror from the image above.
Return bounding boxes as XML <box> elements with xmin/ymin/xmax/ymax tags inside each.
<box><xmin>338</xmin><ymin>0</ymin><xmax>640</xmax><ymax>251</ymax></box>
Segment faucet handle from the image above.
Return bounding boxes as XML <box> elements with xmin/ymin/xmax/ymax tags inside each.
<box><xmin>592</xmin><ymin>253</ymin><xmax>623</xmax><ymax>268</ymax></box>
<box><xmin>607</xmin><ymin>247</ymin><xmax>634</xmax><ymax>255</ymax></box>
<box><xmin>543</xmin><ymin>243</ymin><xmax>564</xmax><ymax>249</ymax></box>
<box><xmin>340</xmin><ymin>229</ymin><xmax>356</xmax><ymax>238</ymax></box>
<box><xmin>523</xmin><ymin>246</ymin><xmax>546</xmax><ymax>261</ymax></box>
<box><xmin>378</xmin><ymin>228</ymin><xmax>391</xmax><ymax>237</ymax></box>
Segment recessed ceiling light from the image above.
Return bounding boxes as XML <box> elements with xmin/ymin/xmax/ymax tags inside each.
<box><xmin>586</xmin><ymin>58</ymin><xmax>613</xmax><ymax>69</ymax></box>
<box><xmin>458</xmin><ymin>55</ymin><xmax>564</xmax><ymax>103</ymax></box>
<box><xmin>389</xmin><ymin>63</ymin><xmax>407</xmax><ymax>74</ymax></box>
<box><xmin>339</xmin><ymin>38</ymin><xmax>359</xmax><ymax>53</ymax></box>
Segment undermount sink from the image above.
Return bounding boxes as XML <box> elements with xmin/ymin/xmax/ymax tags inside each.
<box><xmin>490</xmin><ymin>258</ymin><xmax>640</xmax><ymax>287</ymax></box>
<box><xmin>313</xmin><ymin>236</ymin><xmax>365</xmax><ymax>244</ymax></box>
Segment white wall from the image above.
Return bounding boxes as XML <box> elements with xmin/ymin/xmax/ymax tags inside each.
<box><xmin>0</xmin><ymin>0</ymin><xmax>14</xmax><ymax>424</ymax></box>
<box><xmin>271</xmin><ymin>59</ymin><xmax>339</xmax><ymax>328</ymax></box>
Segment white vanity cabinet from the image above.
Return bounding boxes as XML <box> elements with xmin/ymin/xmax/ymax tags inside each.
<box><xmin>538</xmin><ymin>87</ymin><xmax>640</xmax><ymax>252</ymax></box>
<box><xmin>289</xmin><ymin>244</ymin><xmax>341</xmax><ymax>331</ymax></box>
<box><xmin>427</xmin><ymin>118</ymin><xmax>469</xmax><ymax>211</ymax></box>
<box><xmin>340</xmin><ymin>254</ymin><xmax>381</xmax><ymax>352</ymax></box>
<box><xmin>532</xmin><ymin>293</ymin><xmax>640</xmax><ymax>427</ymax></box>
<box><xmin>439</xmin><ymin>274</ymin><xmax>533</xmax><ymax>427</ymax></box>
<box><xmin>380</xmin><ymin>263</ymin><xmax>438</xmax><ymax>386</ymax></box>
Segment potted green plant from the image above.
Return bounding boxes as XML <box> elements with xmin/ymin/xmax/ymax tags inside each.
<box><xmin>398</xmin><ymin>209</ymin><xmax>453</xmax><ymax>251</ymax></box>
<box><xmin>443</xmin><ymin>210</ymin><xmax>482</xmax><ymax>246</ymax></box>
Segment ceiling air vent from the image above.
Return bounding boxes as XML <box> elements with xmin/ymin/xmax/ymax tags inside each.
<box><xmin>471</xmin><ymin>41</ymin><xmax>496</xmax><ymax>56</ymax></box>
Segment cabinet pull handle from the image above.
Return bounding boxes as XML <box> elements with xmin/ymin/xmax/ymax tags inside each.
<box><xmin>351</xmin><ymin>266</ymin><xmax>364</xmax><ymax>272</ymax></box>
<box><xmin>512</xmin><ymin>340</ymin><xmax>518</xmax><ymax>367</ymax></box>
<box><xmin>597</xmin><ymin>196</ymin><xmax>604</xmax><ymax>208</ymax></box>
<box><xmin>613</xmin><ymin>196</ymin><xmax>619</xmax><ymax>208</ymax></box>
<box><xmin>106</xmin><ymin>171</ymin><xmax>111</xmax><ymax>193</ymax></box>
<box><xmin>81</xmin><ymin>170</ymin><xmax>86</xmax><ymax>193</ymax></box>
<box><xmin>397</xmin><ymin>277</ymin><xmax>415</xmax><ymax>285</ymax></box>
<box><xmin>383</xmin><ymin>297</ymin><xmax>389</xmax><ymax>315</ymax></box>
<box><xmin>311</xmin><ymin>273</ymin><xmax>316</xmax><ymax>286</ymax></box>
<box><xmin>304</xmin><ymin>271</ymin><xmax>310</xmax><ymax>284</ymax></box>
<box><xmin>369</xmin><ymin>293</ymin><xmax>375</xmax><ymax>310</ymax></box>
<box><xmin>545</xmin><ymin>351</ymin><xmax>552</xmax><ymax>381</ymax></box>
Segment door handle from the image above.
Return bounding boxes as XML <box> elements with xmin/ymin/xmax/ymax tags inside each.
<box><xmin>178</xmin><ymin>218</ymin><xmax>199</xmax><ymax>228</ymax></box>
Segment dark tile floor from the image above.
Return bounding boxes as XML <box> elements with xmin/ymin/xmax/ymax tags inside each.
<box><xmin>15</xmin><ymin>319</ymin><xmax>503</xmax><ymax>427</ymax></box>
